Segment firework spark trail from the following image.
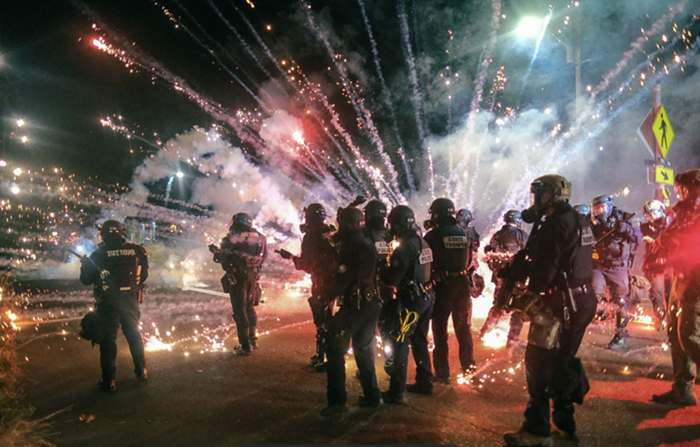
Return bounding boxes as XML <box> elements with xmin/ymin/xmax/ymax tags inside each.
<box><xmin>165</xmin><ymin>175</ymin><xmax>175</xmax><ymax>201</ymax></box>
<box><xmin>397</xmin><ymin>0</ymin><xmax>431</xmax><ymax>197</ymax></box>
<box><xmin>163</xmin><ymin>1</ymin><xmax>262</xmax><ymax>91</ymax></box>
<box><xmin>591</xmin><ymin>1</ymin><xmax>685</xmax><ymax>98</ymax></box>
<box><xmin>233</xmin><ymin>4</ymin><xmax>295</xmax><ymax>85</ymax></box>
<box><xmin>517</xmin><ymin>9</ymin><xmax>553</xmax><ymax>101</ymax></box>
<box><xmin>486</xmin><ymin>35</ymin><xmax>700</xmax><ymax>226</ymax></box>
<box><xmin>78</xmin><ymin>5</ymin><xmax>265</xmax><ymax>148</ymax></box>
<box><xmin>231</xmin><ymin>3</ymin><xmax>380</xmax><ymax>197</ymax></box>
<box><xmin>100</xmin><ymin>116</ymin><xmax>163</xmax><ymax>151</ymax></box>
<box><xmin>304</xmin><ymin>7</ymin><xmax>406</xmax><ymax>205</ymax></box>
<box><xmin>358</xmin><ymin>0</ymin><xmax>417</xmax><ymax>193</ymax></box>
<box><xmin>450</xmin><ymin>0</ymin><xmax>501</xmax><ymax>203</ymax></box>
<box><xmin>203</xmin><ymin>0</ymin><xmax>287</xmax><ymax>94</ymax></box>
<box><xmin>148</xmin><ymin>0</ymin><xmax>269</xmax><ymax>112</ymax></box>
<box><xmin>465</xmin><ymin>0</ymin><xmax>502</xmax><ymax>206</ymax></box>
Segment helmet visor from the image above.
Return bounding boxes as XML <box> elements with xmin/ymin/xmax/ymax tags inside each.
<box><xmin>644</xmin><ymin>208</ymin><xmax>664</xmax><ymax>223</ymax></box>
<box><xmin>592</xmin><ymin>203</ymin><xmax>609</xmax><ymax>218</ymax></box>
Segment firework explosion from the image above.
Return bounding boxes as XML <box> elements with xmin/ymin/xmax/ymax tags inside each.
<box><xmin>1</xmin><ymin>0</ymin><xmax>699</xmax><ymax>379</ymax></box>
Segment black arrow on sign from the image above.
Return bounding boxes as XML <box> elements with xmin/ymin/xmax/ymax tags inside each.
<box><xmin>662</xmin><ymin>171</ymin><xmax>669</xmax><ymax>181</ymax></box>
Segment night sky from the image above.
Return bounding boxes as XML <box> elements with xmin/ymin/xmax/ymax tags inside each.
<box><xmin>1</xmin><ymin>0</ymin><xmax>699</xmax><ymax>189</ymax></box>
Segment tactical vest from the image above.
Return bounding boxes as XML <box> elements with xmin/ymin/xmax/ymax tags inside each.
<box><xmin>95</xmin><ymin>243</ymin><xmax>145</xmax><ymax>301</ymax></box>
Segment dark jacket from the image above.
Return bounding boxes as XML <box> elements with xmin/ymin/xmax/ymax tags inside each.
<box><xmin>381</xmin><ymin>232</ymin><xmax>432</xmax><ymax>288</ymax></box>
<box><xmin>526</xmin><ymin>201</ymin><xmax>594</xmax><ymax>294</ymax></box>
<box><xmin>324</xmin><ymin>230</ymin><xmax>377</xmax><ymax>300</ymax></box>
<box><xmin>591</xmin><ymin>207</ymin><xmax>637</xmax><ymax>267</ymax></box>
<box><xmin>80</xmin><ymin>240</ymin><xmax>149</xmax><ymax>303</ymax></box>
<box><xmin>215</xmin><ymin>227</ymin><xmax>267</xmax><ymax>279</ymax></box>
<box><xmin>293</xmin><ymin>223</ymin><xmax>336</xmax><ymax>281</ymax></box>
<box><xmin>424</xmin><ymin>223</ymin><xmax>470</xmax><ymax>272</ymax></box>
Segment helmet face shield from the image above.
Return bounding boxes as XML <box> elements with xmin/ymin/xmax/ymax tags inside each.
<box><xmin>592</xmin><ymin>203</ymin><xmax>611</xmax><ymax>219</ymax></box>
<box><xmin>644</xmin><ymin>208</ymin><xmax>664</xmax><ymax>223</ymax></box>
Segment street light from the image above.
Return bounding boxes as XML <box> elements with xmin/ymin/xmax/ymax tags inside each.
<box><xmin>516</xmin><ymin>17</ymin><xmax>545</xmax><ymax>39</ymax></box>
<box><xmin>517</xmin><ymin>12</ymin><xmax>583</xmax><ymax>116</ymax></box>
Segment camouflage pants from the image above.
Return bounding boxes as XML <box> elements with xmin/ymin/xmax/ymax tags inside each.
<box><xmin>668</xmin><ymin>276</ymin><xmax>700</xmax><ymax>392</ymax></box>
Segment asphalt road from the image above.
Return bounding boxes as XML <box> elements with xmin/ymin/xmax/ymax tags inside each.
<box><xmin>16</xmin><ymin>297</ymin><xmax>700</xmax><ymax>447</ymax></box>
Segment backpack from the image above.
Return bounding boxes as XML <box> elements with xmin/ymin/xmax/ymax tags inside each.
<box><xmin>79</xmin><ymin>311</ymin><xmax>107</xmax><ymax>345</ymax></box>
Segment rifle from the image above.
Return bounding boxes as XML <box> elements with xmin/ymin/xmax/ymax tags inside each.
<box><xmin>493</xmin><ymin>248</ymin><xmax>532</xmax><ymax>310</ymax></box>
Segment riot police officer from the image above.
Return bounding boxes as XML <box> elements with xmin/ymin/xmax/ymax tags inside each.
<box><xmin>79</xmin><ymin>220</ymin><xmax>149</xmax><ymax>392</ymax></box>
<box><xmin>278</xmin><ymin>203</ymin><xmax>336</xmax><ymax>369</ymax></box>
<box><xmin>590</xmin><ymin>194</ymin><xmax>638</xmax><ymax>350</ymax></box>
<box><xmin>210</xmin><ymin>213</ymin><xmax>267</xmax><ymax>355</ymax></box>
<box><xmin>456</xmin><ymin>208</ymin><xmax>481</xmax><ymax>270</ymax></box>
<box><xmin>380</xmin><ymin>205</ymin><xmax>435</xmax><ymax>400</ymax></box>
<box><xmin>640</xmin><ymin>200</ymin><xmax>671</xmax><ymax>331</ymax></box>
<box><xmin>322</xmin><ymin>207</ymin><xmax>382</xmax><ymax>415</ymax></box>
<box><xmin>363</xmin><ymin>200</ymin><xmax>396</xmax><ymax>373</ymax></box>
<box><xmin>503</xmin><ymin>174</ymin><xmax>596</xmax><ymax>446</ymax></box>
<box><xmin>424</xmin><ymin>198</ymin><xmax>475</xmax><ymax>383</ymax></box>
<box><xmin>647</xmin><ymin>169</ymin><xmax>700</xmax><ymax>406</ymax></box>
<box><xmin>573</xmin><ymin>204</ymin><xmax>591</xmax><ymax>220</ymax></box>
<box><xmin>479</xmin><ymin>210</ymin><xmax>529</xmax><ymax>344</ymax></box>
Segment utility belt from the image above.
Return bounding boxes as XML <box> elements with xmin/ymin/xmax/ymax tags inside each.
<box><xmin>400</xmin><ymin>280</ymin><xmax>433</xmax><ymax>293</ymax></box>
<box><xmin>398</xmin><ymin>280</ymin><xmax>433</xmax><ymax>315</ymax></box>
<box><xmin>338</xmin><ymin>284</ymin><xmax>378</xmax><ymax>310</ymax></box>
<box><xmin>594</xmin><ymin>259</ymin><xmax>626</xmax><ymax>270</ymax></box>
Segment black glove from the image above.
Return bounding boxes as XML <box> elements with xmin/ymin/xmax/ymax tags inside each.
<box><xmin>277</xmin><ymin>249</ymin><xmax>293</xmax><ymax>260</ymax></box>
<box><xmin>208</xmin><ymin>244</ymin><xmax>218</xmax><ymax>254</ymax></box>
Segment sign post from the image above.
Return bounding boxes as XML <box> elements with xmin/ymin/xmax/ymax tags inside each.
<box><xmin>638</xmin><ymin>84</ymin><xmax>674</xmax><ymax>205</ymax></box>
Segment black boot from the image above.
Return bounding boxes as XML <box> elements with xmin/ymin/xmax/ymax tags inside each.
<box><xmin>98</xmin><ymin>379</ymin><xmax>116</xmax><ymax>392</ymax></box>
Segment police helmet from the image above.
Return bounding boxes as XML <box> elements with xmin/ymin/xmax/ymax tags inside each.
<box><xmin>429</xmin><ymin>198</ymin><xmax>456</xmax><ymax>220</ymax></box>
<box><xmin>100</xmin><ymin>220</ymin><xmax>126</xmax><ymax>240</ymax></box>
<box><xmin>504</xmin><ymin>210</ymin><xmax>523</xmax><ymax>225</ymax></box>
<box><xmin>675</xmin><ymin>169</ymin><xmax>700</xmax><ymax>201</ymax></box>
<box><xmin>643</xmin><ymin>200</ymin><xmax>665</xmax><ymax>223</ymax></box>
<box><xmin>230</xmin><ymin>212</ymin><xmax>253</xmax><ymax>229</ymax></box>
<box><xmin>388</xmin><ymin>205</ymin><xmax>416</xmax><ymax>233</ymax></box>
<box><xmin>591</xmin><ymin>194</ymin><xmax>614</xmax><ymax>220</ymax></box>
<box><xmin>456</xmin><ymin>209</ymin><xmax>473</xmax><ymax>225</ymax></box>
<box><xmin>303</xmin><ymin>203</ymin><xmax>327</xmax><ymax>224</ymax></box>
<box><xmin>364</xmin><ymin>200</ymin><xmax>387</xmax><ymax>220</ymax></box>
<box><xmin>573</xmin><ymin>204</ymin><xmax>590</xmax><ymax>217</ymax></box>
<box><xmin>337</xmin><ymin>207</ymin><xmax>365</xmax><ymax>232</ymax></box>
<box><xmin>530</xmin><ymin>174</ymin><xmax>572</xmax><ymax>206</ymax></box>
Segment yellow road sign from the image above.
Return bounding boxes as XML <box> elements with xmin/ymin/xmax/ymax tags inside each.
<box><xmin>653</xmin><ymin>105</ymin><xmax>674</xmax><ymax>158</ymax></box>
<box><xmin>662</xmin><ymin>187</ymin><xmax>671</xmax><ymax>201</ymax></box>
<box><xmin>655</xmin><ymin>166</ymin><xmax>674</xmax><ymax>185</ymax></box>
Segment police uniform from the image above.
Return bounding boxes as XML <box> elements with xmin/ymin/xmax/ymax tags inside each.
<box><xmin>80</xmin><ymin>240</ymin><xmax>149</xmax><ymax>384</ymax></box>
<box><xmin>480</xmin><ymin>224</ymin><xmax>529</xmax><ymax>341</ymax></box>
<box><xmin>424</xmin><ymin>220</ymin><xmax>474</xmax><ymax>379</ymax></box>
<box><xmin>215</xmin><ymin>226</ymin><xmax>267</xmax><ymax>352</ymax></box>
<box><xmin>380</xmin><ymin>229</ymin><xmax>435</xmax><ymax>397</ymax></box>
<box><xmin>591</xmin><ymin>207</ymin><xmax>638</xmax><ymax>343</ymax></box>
<box><xmin>293</xmin><ymin>223</ymin><xmax>337</xmax><ymax>364</ymax></box>
<box><xmin>363</xmin><ymin>225</ymin><xmax>396</xmax><ymax>373</ymax></box>
<box><xmin>519</xmin><ymin>201</ymin><xmax>596</xmax><ymax>440</ymax></box>
<box><xmin>325</xmin><ymin>228</ymin><xmax>382</xmax><ymax>407</ymax></box>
